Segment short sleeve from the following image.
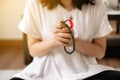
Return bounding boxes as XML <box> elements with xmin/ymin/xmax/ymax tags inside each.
<box><xmin>19</xmin><ymin>0</ymin><xmax>42</xmax><ymax>39</ymax></box>
<box><xmin>93</xmin><ymin>0</ymin><xmax>113</xmax><ymax>38</ymax></box>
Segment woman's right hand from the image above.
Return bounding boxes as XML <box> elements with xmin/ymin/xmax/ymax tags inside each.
<box><xmin>54</xmin><ymin>22</ymin><xmax>74</xmax><ymax>47</ymax></box>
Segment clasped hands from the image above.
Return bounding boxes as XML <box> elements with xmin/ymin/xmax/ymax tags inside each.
<box><xmin>54</xmin><ymin>21</ymin><xmax>74</xmax><ymax>47</ymax></box>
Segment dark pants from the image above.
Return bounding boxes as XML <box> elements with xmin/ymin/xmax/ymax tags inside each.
<box><xmin>10</xmin><ymin>78</ymin><xmax>24</xmax><ymax>80</ymax></box>
<box><xmin>10</xmin><ymin>70</ymin><xmax>120</xmax><ymax>80</ymax></box>
<box><xmin>84</xmin><ymin>70</ymin><xmax>120</xmax><ymax>80</ymax></box>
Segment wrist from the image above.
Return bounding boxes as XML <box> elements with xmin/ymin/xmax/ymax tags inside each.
<box><xmin>75</xmin><ymin>38</ymin><xmax>82</xmax><ymax>51</ymax></box>
<box><xmin>51</xmin><ymin>37</ymin><xmax>60</xmax><ymax>47</ymax></box>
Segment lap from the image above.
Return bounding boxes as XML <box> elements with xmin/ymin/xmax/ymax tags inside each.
<box><xmin>10</xmin><ymin>70</ymin><xmax>120</xmax><ymax>80</ymax></box>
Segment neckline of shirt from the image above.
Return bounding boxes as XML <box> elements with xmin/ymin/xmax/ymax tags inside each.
<box><xmin>57</xmin><ymin>4</ymin><xmax>79</xmax><ymax>14</ymax></box>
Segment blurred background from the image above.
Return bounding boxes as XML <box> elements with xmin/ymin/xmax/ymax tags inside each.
<box><xmin>0</xmin><ymin>0</ymin><xmax>120</xmax><ymax>80</ymax></box>
<box><xmin>0</xmin><ymin>0</ymin><xmax>26</xmax><ymax>40</ymax></box>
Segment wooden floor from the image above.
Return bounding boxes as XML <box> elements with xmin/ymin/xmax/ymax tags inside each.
<box><xmin>0</xmin><ymin>47</ymin><xmax>120</xmax><ymax>70</ymax></box>
<box><xmin>0</xmin><ymin>47</ymin><xmax>26</xmax><ymax>70</ymax></box>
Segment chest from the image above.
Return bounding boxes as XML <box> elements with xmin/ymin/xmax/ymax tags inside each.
<box><xmin>40</xmin><ymin>7</ymin><xmax>96</xmax><ymax>42</ymax></box>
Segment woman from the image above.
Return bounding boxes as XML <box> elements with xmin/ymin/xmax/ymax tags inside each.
<box><xmin>11</xmin><ymin>0</ymin><xmax>120</xmax><ymax>80</ymax></box>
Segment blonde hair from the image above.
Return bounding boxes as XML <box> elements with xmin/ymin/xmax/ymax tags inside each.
<box><xmin>40</xmin><ymin>0</ymin><xmax>95</xmax><ymax>10</ymax></box>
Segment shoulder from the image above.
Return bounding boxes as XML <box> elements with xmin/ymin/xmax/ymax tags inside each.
<box><xmin>94</xmin><ymin>0</ymin><xmax>106</xmax><ymax>10</ymax></box>
<box><xmin>83</xmin><ymin>0</ymin><xmax>106</xmax><ymax>10</ymax></box>
<box><xmin>25</xmin><ymin>0</ymin><xmax>45</xmax><ymax>13</ymax></box>
<box><xmin>87</xmin><ymin>0</ymin><xmax>106</xmax><ymax>14</ymax></box>
<box><xmin>26</xmin><ymin>0</ymin><xmax>42</xmax><ymax>8</ymax></box>
<box><xmin>26</xmin><ymin>0</ymin><xmax>39</xmax><ymax>4</ymax></box>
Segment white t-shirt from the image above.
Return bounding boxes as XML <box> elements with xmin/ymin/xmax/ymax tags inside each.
<box><xmin>13</xmin><ymin>0</ymin><xmax>113</xmax><ymax>80</ymax></box>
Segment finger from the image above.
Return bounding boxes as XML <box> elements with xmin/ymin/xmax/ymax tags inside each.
<box><xmin>55</xmin><ymin>36</ymin><xmax>72</xmax><ymax>45</ymax></box>
<box><xmin>59</xmin><ymin>41</ymin><xmax>72</xmax><ymax>47</ymax></box>
<box><xmin>53</xmin><ymin>36</ymin><xmax>71</xmax><ymax>47</ymax></box>
<box><xmin>54</xmin><ymin>23</ymin><xmax>66</xmax><ymax>33</ymax></box>
<box><xmin>54</xmin><ymin>28</ymin><xmax>61</xmax><ymax>33</ymax></box>
<box><xmin>61</xmin><ymin>27</ymin><xmax>71</xmax><ymax>33</ymax></box>
<box><xmin>61</xmin><ymin>26</ymin><xmax>74</xmax><ymax>34</ymax></box>
<box><xmin>56</xmin><ymin>22</ymin><xmax>66</xmax><ymax>29</ymax></box>
<box><xmin>54</xmin><ymin>27</ymin><xmax>70</xmax><ymax>33</ymax></box>
<box><xmin>55</xmin><ymin>33</ymin><xmax>71</xmax><ymax>39</ymax></box>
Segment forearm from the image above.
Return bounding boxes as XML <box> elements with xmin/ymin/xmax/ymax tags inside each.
<box><xmin>28</xmin><ymin>38</ymin><xmax>58</xmax><ymax>57</ymax></box>
<box><xmin>27</xmin><ymin>22</ymin><xmax>74</xmax><ymax>57</ymax></box>
<box><xmin>75</xmin><ymin>38</ymin><xmax>106</xmax><ymax>59</ymax></box>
